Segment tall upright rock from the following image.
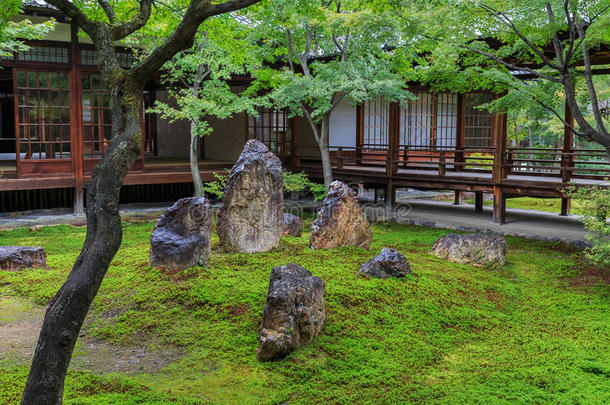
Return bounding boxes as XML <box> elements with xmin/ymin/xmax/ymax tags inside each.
<box><xmin>310</xmin><ymin>180</ymin><xmax>371</xmax><ymax>250</ymax></box>
<box><xmin>217</xmin><ymin>139</ymin><xmax>284</xmax><ymax>253</ymax></box>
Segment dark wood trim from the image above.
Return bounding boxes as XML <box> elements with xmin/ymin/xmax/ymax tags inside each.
<box><xmin>71</xmin><ymin>22</ymin><xmax>84</xmax><ymax>213</ymax></box>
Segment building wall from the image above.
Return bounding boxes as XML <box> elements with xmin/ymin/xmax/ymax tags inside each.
<box><xmin>154</xmin><ymin>90</ymin><xmax>191</xmax><ymax>158</ymax></box>
<box><xmin>329</xmin><ymin>98</ymin><xmax>357</xmax><ymax>149</ymax></box>
<box><xmin>204</xmin><ymin>85</ymin><xmax>247</xmax><ymax>162</ymax></box>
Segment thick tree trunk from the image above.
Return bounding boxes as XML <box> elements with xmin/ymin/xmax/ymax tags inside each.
<box><xmin>319</xmin><ymin>116</ymin><xmax>333</xmax><ymax>188</ymax></box>
<box><xmin>21</xmin><ymin>88</ymin><xmax>143</xmax><ymax>405</ymax></box>
<box><xmin>190</xmin><ymin>120</ymin><xmax>204</xmax><ymax>198</ymax></box>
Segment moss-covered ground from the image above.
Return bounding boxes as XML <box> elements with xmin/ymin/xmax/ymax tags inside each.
<box><xmin>0</xmin><ymin>219</ymin><xmax>608</xmax><ymax>404</ymax></box>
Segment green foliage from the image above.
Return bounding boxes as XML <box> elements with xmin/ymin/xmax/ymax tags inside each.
<box><xmin>566</xmin><ymin>185</ymin><xmax>610</xmax><ymax>267</ymax></box>
<box><xmin>283</xmin><ymin>171</ymin><xmax>327</xmax><ymax>201</ymax></box>
<box><xmin>203</xmin><ymin>169</ymin><xmax>327</xmax><ymax>201</ymax></box>
<box><xmin>1</xmin><ymin>221</ymin><xmax>609</xmax><ymax>403</ymax></box>
<box><xmin>201</xmin><ymin>169</ymin><xmax>231</xmax><ymax>200</ymax></box>
<box><xmin>0</xmin><ymin>0</ymin><xmax>54</xmax><ymax>57</ymax></box>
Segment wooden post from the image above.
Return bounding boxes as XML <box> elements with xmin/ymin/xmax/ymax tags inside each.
<box><xmin>337</xmin><ymin>147</ymin><xmax>343</xmax><ymax>169</ymax></box>
<box><xmin>453</xmin><ymin>190</ymin><xmax>463</xmax><ymax>205</ymax></box>
<box><xmin>491</xmin><ymin>108</ymin><xmax>507</xmax><ymax>224</ymax></box>
<box><xmin>70</xmin><ymin>22</ymin><xmax>84</xmax><ymax>214</ymax></box>
<box><xmin>455</xmin><ymin>93</ymin><xmax>465</xmax><ymax>171</ymax></box>
<box><xmin>356</xmin><ymin>104</ymin><xmax>363</xmax><ymax>165</ymax></box>
<box><xmin>475</xmin><ymin>191</ymin><xmax>483</xmax><ymax>212</ymax></box>
<box><xmin>492</xmin><ymin>187</ymin><xmax>506</xmax><ymax>224</ymax></box>
<box><xmin>560</xmin><ymin>102</ymin><xmax>574</xmax><ymax>216</ymax></box>
<box><xmin>386</xmin><ymin>181</ymin><xmax>395</xmax><ymax>211</ymax></box>
<box><xmin>386</xmin><ymin>102</ymin><xmax>399</xmax><ymax>177</ymax></box>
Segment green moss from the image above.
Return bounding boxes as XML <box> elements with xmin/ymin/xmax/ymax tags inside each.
<box><xmin>0</xmin><ymin>221</ymin><xmax>608</xmax><ymax>404</ymax></box>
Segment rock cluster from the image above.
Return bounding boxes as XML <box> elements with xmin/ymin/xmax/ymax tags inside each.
<box><xmin>430</xmin><ymin>233</ymin><xmax>507</xmax><ymax>267</ymax></box>
<box><xmin>358</xmin><ymin>248</ymin><xmax>411</xmax><ymax>278</ymax></box>
<box><xmin>150</xmin><ymin>197</ymin><xmax>212</xmax><ymax>269</ymax></box>
<box><xmin>282</xmin><ymin>213</ymin><xmax>303</xmax><ymax>237</ymax></box>
<box><xmin>0</xmin><ymin>246</ymin><xmax>48</xmax><ymax>271</ymax></box>
<box><xmin>310</xmin><ymin>180</ymin><xmax>371</xmax><ymax>250</ymax></box>
<box><xmin>256</xmin><ymin>263</ymin><xmax>326</xmax><ymax>362</ymax></box>
<box><xmin>217</xmin><ymin>140</ymin><xmax>284</xmax><ymax>253</ymax></box>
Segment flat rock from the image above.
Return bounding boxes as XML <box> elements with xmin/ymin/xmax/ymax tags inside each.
<box><xmin>430</xmin><ymin>233</ymin><xmax>507</xmax><ymax>267</ymax></box>
<box><xmin>257</xmin><ymin>263</ymin><xmax>325</xmax><ymax>362</ymax></box>
<box><xmin>282</xmin><ymin>213</ymin><xmax>302</xmax><ymax>237</ymax></box>
<box><xmin>217</xmin><ymin>140</ymin><xmax>284</xmax><ymax>253</ymax></box>
<box><xmin>358</xmin><ymin>248</ymin><xmax>411</xmax><ymax>278</ymax></box>
<box><xmin>0</xmin><ymin>246</ymin><xmax>48</xmax><ymax>271</ymax></box>
<box><xmin>150</xmin><ymin>197</ymin><xmax>212</xmax><ymax>269</ymax></box>
<box><xmin>310</xmin><ymin>180</ymin><xmax>371</xmax><ymax>250</ymax></box>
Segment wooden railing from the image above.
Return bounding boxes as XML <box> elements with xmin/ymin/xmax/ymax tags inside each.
<box><xmin>505</xmin><ymin>147</ymin><xmax>610</xmax><ymax>181</ymax></box>
<box><xmin>294</xmin><ymin>144</ymin><xmax>609</xmax><ymax>184</ymax></box>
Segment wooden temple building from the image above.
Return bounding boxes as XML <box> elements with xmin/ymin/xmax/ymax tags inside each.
<box><xmin>1</xmin><ymin>1</ymin><xmax>608</xmax><ymax>223</ymax></box>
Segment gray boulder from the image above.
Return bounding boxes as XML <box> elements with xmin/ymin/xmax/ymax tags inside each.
<box><xmin>310</xmin><ymin>180</ymin><xmax>371</xmax><ymax>250</ymax></box>
<box><xmin>150</xmin><ymin>197</ymin><xmax>212</xmax><ymax>269</ymax></box>
<box><xmin>430</xmin><ymin>233</ymin><xmax>507</xmax><ymax>267</ymax></box>
<box><xmin>358</xmin><ymin>248</ymin><xmax>411</xmax><ymax>278</ymax></box>
<box><xmin>217</xmin><ymin>140</ymin><xmax>284</xmax><ymax>253</ymax></box>
<box><xmin>257</xmin><ymin>263</ymin><xmax>325</xmax><ymax>362</ymax></box>
<box><xmin>282</xmin><ymin>213</ymin><xmax>302</xmax><ymax>237</ymax></box>
<box><xmin>0</xmin><ymin>246</ymin><xmax>48</xmax><ymax>271</ymax></box>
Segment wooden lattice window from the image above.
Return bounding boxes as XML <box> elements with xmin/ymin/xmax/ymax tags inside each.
<box><xmin>399</xmin><ymin>91</ymin><xmax>457</xmax><ymax>150</ymax></box>
<box><xmin>16</xmin><ymin>71</ymin><xmax>71</xmax><ymax>160</ymax></box>
<box><xmin>17</xmin><ymin>46</ymin><xmax>69</xmax><ymax>64</ymax></box>
<box><xmin>82</xmin><ymin>73</ymin><xmax>112</xmax><ymax>158</ymax></box>
<box><xmin>464</xmin><ymin>93</ymin><xmax>494</xmax><ymax>148</ymax></box>
<box><xmin>80</xmin><ymin>49</ymin><xmax>135</xmax><ymax>69</ymax></box>
<box><xmin>362</xmin><ymin>98</ymin><xmax>389</xmax><ymax>149</ymax></box>
<box><xmin>248</xmin><ymin>108</ymin><xmax>291</xmax><ymax>158</ymax></box>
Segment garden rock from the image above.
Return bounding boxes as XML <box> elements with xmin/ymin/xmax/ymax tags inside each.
<box><xmin>282</xmin><ymin>213</ymin><xmax>303</xmax><ymax>237</ymax></box>
<box><xmin>310</xmin><ymin>180</ymin><xmax>371</xmax><ymax>249</ymax></box>
<box><xmin>150</xmin><ymin>197</ymin><xmax>212</xmax><ymax>269</ymax></box>
<box><xmin>257</xmin><ymin>263</ymin><xmax>326</xmax><ymax>362</ymax></box>
<box><xmin>0</xmin><ymin>246</ymin><xmax>48</xmax><ymax>271</ymax></box>
<box><xmin>358</xmin><ymin>248</ymin><xmax>411</xmax><ymax>278</ymax></box>
<box><xmin>217</xmin><ymin>139</ymin><xmax>284</xmax><ymax>253</ymax></box>
<box><xmin>430</xmin><ymin>233</ymin><xmax>507</xmax><ymax>267</ymax></box>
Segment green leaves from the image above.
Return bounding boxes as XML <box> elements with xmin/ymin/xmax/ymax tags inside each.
<box><xmin>0</xmin><ymin>0</ymin><xmax>55</xmax><ymax>57</ymax></box>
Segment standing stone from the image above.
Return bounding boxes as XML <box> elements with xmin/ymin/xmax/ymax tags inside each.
<box><xmin>430</xmin><ymin>233</ymin><xmax>507</xmax><ymax>267</ymax></box>
<box><xmin>0</xmin><ymin>246</ymin><xmax>48</xmax><ymax>271</ymax></box>
<box><xmin>257</xmin><ymin>263</ymin><xmax>326</xmax><ymax>362</ymax></box>
<box><xmin>282</xmin><ymin>213</ymin><xmax>303</xmax><ymax>237</ymax></box>
<box><xmin>217</xmin><ymin>139</ymin><xmax>284</xmax><ymax>253</ymax></box>
<box><xmin>310</xmin><ymin>180</ymin><xmax>371</xmax><ymax>250</ymax></box>
<box><xmin>358</xmin><ymin>248</ymin><xmax>412</xmax><ymax>278</ymax></box>
<box><xmin>150</xmin><ymin>197</ymin><xmax>212</xmax><ymax>269</ymax></box>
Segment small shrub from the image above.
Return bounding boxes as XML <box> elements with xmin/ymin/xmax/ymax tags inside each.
<box><xmin>566</xmin><ymin>185</ymin><xmax>610</xmax><ymax>267</ymax></box>
<box><xmin>203</xmin><ymin>169</ymin><xmax>326</xmax><ymax>201</ymax></box>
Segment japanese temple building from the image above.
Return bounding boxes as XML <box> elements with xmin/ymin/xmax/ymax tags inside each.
<box><xmin>1</xmin><ymin>1</ymin><xmax>608</xmax><ymax>223</ymax></box>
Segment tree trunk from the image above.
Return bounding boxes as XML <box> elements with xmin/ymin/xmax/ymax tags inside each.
<box><xmin>319</xmin><ymin>116</ymin><xmax>333</xmax><ymax>188</ymax></box>
<box><xmin>190</xmin><ymin>119</ymin><xmax>204</xmax><ymax>198</ymax></box>
<box><xmin>21</xmin><ymin>88</ymin><xmax>143</xmax><ymax>405</ymax></box>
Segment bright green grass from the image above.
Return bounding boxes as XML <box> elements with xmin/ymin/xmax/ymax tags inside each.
<box><xmin>0</xmin><ymin>220</ymin><xmax>609</xmax><ymax>404</ymax></box>
<box><xmin>460</xmin><ymin>196</ymin><xmax>584</xmax><ymax>214</ymax></box>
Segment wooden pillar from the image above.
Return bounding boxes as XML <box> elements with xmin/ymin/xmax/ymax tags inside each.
<box><xmin>455</xmin><ymin>93</ymin><xmax>465</xmax><ymax>171</ymax></box>
<box><xmin>453</xmin><ymin>190</ymin><xmax>463</xmax><ymax>205</ymax></box>
<box><xmin>70</xmin><ymin>21</ymin><xmax>84</xmax><ymax>214</ymax></box>
<box><xmin>386</xmin><ymin>181</ymin><xmax>395</xmax><ymax>211</ymax></box>
<box><xmin>560</xmin><ymin>102</ymin><xmax>574</xmax><ymax>216</ymax></box>
<box><xmin>492</xmin><ymin>188</ymin><xmax>506</xmax><ymax>224</ymax></box>
<box><xmin>475</xmin><ymin>191</ymin><xmax>483</xmax><ymax>213</ymax></box>
<box><xmin>491</xmin><ymin>108</ymin><xmax>507</xmax><ymax>224</ymax></box>
<box><xmin>356</xmin><ymin>104</ymin><xmax>363</xmax><ymax>165</ymax></box>
<box><xmin>386</xmin><ymin>102</ymin><xmax>399</xmax><ymax>177</ymax></box>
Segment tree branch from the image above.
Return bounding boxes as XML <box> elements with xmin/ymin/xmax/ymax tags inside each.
<box><xmin>480</xmin><ymin>3</ymin><xmax>562</xmax><ymax>71</ymax></box>
<box><xmin>110</xmin><ymin>0</ymin><xmax>154</xmax><ymax>40</ymax></box>
<box><xmin>129</xmin><ymin>0</ymin><xmax>261</xmax><ymax>85</ymax></box>
<box><xmin>97</xmin><ymin>0</ymin><xmax>116</xmax><ymax>23</ymax></box>
<box><xmin>46</xmin><ymin>0</ymin><xmax>99</xmax><ymax>37</ymax></box>
<box><xmin>461</xmin><ymin>43</ymin><xmax>562</xmax><ymax>83</ymax></box>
